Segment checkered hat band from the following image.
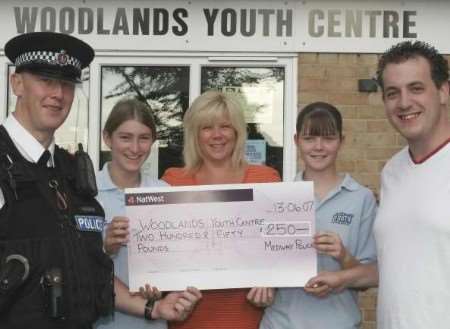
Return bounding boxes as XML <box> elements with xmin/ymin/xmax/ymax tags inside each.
<box><xmin>15</xmin><ymin>50</ymin><xmax>82</xmax><ymax>70</ymax></box>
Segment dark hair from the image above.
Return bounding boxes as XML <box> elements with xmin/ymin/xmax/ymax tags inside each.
<box><xmin>376</xmin><ymin>41</ymin><xmax>449</xmax><ymax>90</ymax></box>
<box><xmin>296</xmin><ymin>102</ymin><xmax>343</xmax><ymax>138</ymax></box>
<box><xmin>104</xmin><ymin>98</ymin><xmax>157</xmax><ymax>140</ymax></box>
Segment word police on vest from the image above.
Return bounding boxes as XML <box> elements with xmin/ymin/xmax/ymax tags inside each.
<box><xmin>0</xmin><ymin>254</ymin><xmax>30</xmax><ymax>311</ymax></box>
<box><xmin>75</xmin><ymin>215</ymin><xmax>105</xmax><ymax>232</ymax></box>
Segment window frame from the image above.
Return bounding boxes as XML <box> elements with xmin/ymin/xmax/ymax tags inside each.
<box><xmin>1</xmin><ymin>52</ymin><xmax>297</xmax><ymax>181</ymax></box>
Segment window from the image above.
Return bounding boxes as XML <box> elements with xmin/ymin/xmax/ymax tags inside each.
<box><xmin>100</xmin><ymin>65</ymin><xmax>189</xmax><ymax>176</ymax></box>
<box><xmin>201</xmin><ymin>66</ymin><xmax>285</xmax><ymax>176</ymax></box>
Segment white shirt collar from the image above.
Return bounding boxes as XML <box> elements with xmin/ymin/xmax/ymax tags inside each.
<box><xmin>3</xmin><ymin>114</ymin><xmax>55</xmax><ymax>166</ymax></box>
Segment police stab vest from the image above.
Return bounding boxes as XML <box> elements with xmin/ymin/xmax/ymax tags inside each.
<box><xmin>0</xmin><ymin>126</ymin><xmax>113</xmax><ymax>328</ymax></box>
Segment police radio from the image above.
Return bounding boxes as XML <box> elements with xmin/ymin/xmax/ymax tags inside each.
<box><xmin>75</xmin><ymin>143</ymin><xmax>98</xmax><ymax>197</ymax></box>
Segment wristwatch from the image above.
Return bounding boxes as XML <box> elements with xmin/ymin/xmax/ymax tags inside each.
<box><xmin>144</xmin><ymin>298</ymin><xmax>156</xmax><ymax>321</ymax></box>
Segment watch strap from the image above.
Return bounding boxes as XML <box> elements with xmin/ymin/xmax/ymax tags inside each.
<box><xmin>144</xmin><ymin>298</ymin><xmax>156</xmax><ymax>321</ymax></box>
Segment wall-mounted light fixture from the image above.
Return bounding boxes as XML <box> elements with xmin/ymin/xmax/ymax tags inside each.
<box><xmin>358</xmin><ymin>79</ymin><xmax>378</xmax><ymax>92</ymax></box>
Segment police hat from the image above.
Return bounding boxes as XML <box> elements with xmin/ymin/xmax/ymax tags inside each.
<box><xmin>4</xmin><ymin>32</ymin><xmax>94</xmax><ymax>83</ymax></box>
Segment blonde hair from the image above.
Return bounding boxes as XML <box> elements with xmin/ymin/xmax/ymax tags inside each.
<box><xmin>183</xmin><ymin>90</ymin><xmax>247</xmax><ymax>173</ymax></box>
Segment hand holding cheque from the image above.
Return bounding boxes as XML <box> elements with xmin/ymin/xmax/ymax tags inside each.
<box><xmin>123</xmin><ymin>181</ymin><xmax>317</xmax><ymax>291</ymax></box>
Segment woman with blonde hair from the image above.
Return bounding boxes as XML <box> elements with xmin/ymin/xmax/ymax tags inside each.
<box><xmin>162</xmin><ymin>90</ymin><xmax>281</xmax><ymax>329</ymax></box>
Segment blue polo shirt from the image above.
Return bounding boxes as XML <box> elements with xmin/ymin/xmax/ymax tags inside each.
<box><xmin>260</xmin><ymin>173</ymin><xmax>377</xmax><ymax>329</ymax></box>
<box><xmin>94</xmin><ymin>163</ymin><xmax>168</xmax><ymax>329</ymax></box>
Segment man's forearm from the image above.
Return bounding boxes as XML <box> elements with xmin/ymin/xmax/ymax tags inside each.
<box><xmin>306</xmin><ymin>262</ymin><xmax>378</xmax><ymax>295</ymax></box>
<box><xmin>340</xmin><ymin>262</ymin><xmax>378</xmax><ymax>289</ymax></box>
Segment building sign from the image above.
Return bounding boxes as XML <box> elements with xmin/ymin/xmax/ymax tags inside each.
<box><xmin>0</xmin><ymin>1</ymin><xmax>449</xmax><ymax>53</ymax></box>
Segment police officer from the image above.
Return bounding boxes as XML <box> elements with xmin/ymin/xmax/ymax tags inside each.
<box><xmin>0</xmin><ymin>32</ymin><xmax>113</xmax><ymax>329</ymax></box>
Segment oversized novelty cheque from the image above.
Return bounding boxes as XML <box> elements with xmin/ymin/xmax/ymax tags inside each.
<box><xmin>126</xmin><ymin>182</ymin><xmax>316</xmax><ymax>291</ymax></box>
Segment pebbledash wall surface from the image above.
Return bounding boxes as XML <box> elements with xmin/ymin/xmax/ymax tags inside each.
<box><xmin>1</xmin><ymin>1</ymin><xmax>450</xmax><ymax>327</ymax></box>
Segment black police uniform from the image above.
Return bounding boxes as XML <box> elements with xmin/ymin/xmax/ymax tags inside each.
<box><xmin>0</xmin><ymin>32</ymin><xmax>113</xmax><ymax>329</ymax></box>
<box><xmin>0</xmin><ymin>127</ymin><xmax>114</xmax><ymax>329</ymax></box>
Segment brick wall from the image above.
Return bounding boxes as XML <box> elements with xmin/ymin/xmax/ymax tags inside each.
<box><xmin>297</xmin><ymin>53</ymin><xmax>450</xmax><ymax>329</ymax></box>
<box><xmin>298</xmin><ymin>53</ymin><xmax>406</xmax><ymax>198</ymax></box>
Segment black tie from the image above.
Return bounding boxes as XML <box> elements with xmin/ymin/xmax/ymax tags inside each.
<box><xmin>37</xmin><ymin>150</ymin><xmax>51</xmax><ymax>168</ymax></box>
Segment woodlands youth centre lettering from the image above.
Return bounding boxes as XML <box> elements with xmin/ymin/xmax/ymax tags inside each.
<box><xmin>13</xmin><ymin>6</ymin><xmax>293</xmax><ymax>37</ymax></box>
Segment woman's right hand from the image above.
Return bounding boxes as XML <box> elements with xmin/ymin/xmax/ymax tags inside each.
<box><xmin>104</xmin><ymin>216</ymin><xmax>129</xmax><ymax>255</ymax></box>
